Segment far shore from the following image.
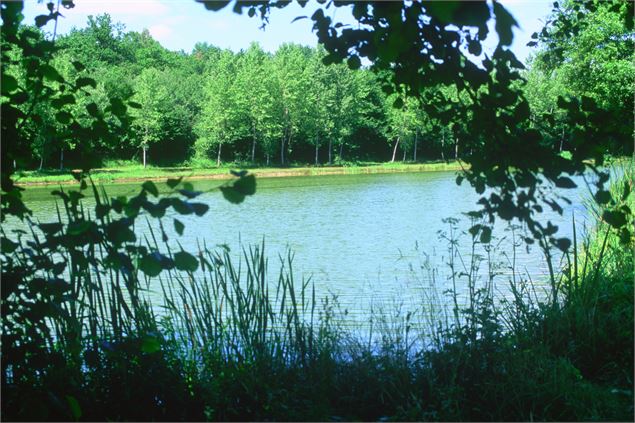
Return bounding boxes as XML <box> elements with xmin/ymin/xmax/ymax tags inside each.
<box><xmin>14</xmin><ymin>161</ymin><xmax>466</xmax><ymax>187</ymax></box>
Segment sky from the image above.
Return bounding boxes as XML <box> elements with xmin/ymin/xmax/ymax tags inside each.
<box><xmin>22</xmin><ymin>0</ymin><xmax>554</xmax><ymax>64</ymax></box>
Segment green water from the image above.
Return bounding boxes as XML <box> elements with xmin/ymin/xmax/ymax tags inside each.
<box><xmin>13</xmin><ymin>171</ymin><xmax>590</xmax><ymax>322</ymax></box>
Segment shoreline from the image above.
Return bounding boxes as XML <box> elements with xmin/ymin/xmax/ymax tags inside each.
<box><xmin>14</xmin><ymin>162</ymin><xmax>465</xmax><ymax>187</ymax></box>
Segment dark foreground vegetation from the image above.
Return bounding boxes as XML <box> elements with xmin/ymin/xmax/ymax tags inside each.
<box><xmin>2</xmin><ymin>170</ymin><xmax>633</xmax><ymax>421</ymax></box>
<box><xmin>2</xmin><ymin>0</ymin><xmax>634</xmax><ymax>421</ymax></box>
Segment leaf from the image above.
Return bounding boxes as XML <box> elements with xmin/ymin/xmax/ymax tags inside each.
<box><xmin>347</xmin><ymin>55</ymin><xmax>361</xmax><ymax>70</ymax></box>
<box><xmin>174</xmin><ymin>218</ymin><xmax>184</xmax><ymax>236</ymax></box>
<box><xmin>191</xmin><ymin>203</ymin><xmax>209</xmax><ymax>216</ymax></box>
<box><xmin>67</xmin><ymin>221</ymin><xmax>92</xmax><ymax>236</ymax></box>
<box><xmin>142</xmin><ymin>181</ymin><xmax>159</xmax><ymax>197</ymax></box>
<box><xmin>109</xmin><ymin>97</ymin><xmax>127</xmax><ymax>116</ymax></box>
<box><xmin>200</xmin><ymin>0</ymin><xmax>230</xmax><ymax>11</ymax></box>
<box><xmin>141</xmin><ymin>335</ymin><xmax>161</xmax><ymax>354</ymax></box>
<box><xmin>220</xmin><ymin>186</ymin><xmax>244</xmax><ymax>204</ymax></box>
<box><xmin>479</xmin><ymin>226</ymin><xmax>492</xmax><ymax>244</ymax></box>
<box><xmin>39</xmin><ymin>222</ymin><xmax>63</xmax><ymax>235</ymax></box>
<box><xmin>426</xmin><ymin>2</ymin><xmax>460</xmax><ymax>23</ymax></box>
<box><xmin>51</xmin><ymin>94</ymin><xmax>76</xmax><ymax>108</ymax></box>
<box><xmin>554</xmin><ymin>237</ymin><xmax>571</xmax><ymax>252</ymax></box>
<box><xmin>234</xmin><ymin>174</ymin><xmax>256</xmax><ymax>196</ymax></box>
<box><xmin>166</xmin><ymin>177</ymin><xmax>183</xmax><ymax>189</ymax></box>
<box><xmin>71</xmin><ymin>61</ymin><xmax>85</xmax><ymax>72</ymax></box>
<box><xmin>55</xmin><ymin>111</ymin><xmax>72</xmax><ymax>124</ymax></box>
<box><xmin>622</xmin><ymin>182</ymin><xmax>631</xmax><ymax>202</ymax></box>
<box><xmin>76</xmin><ymin>77</ymin><xmax>97</xmax><ymax>89</ymax></box>
<box><xmin>469</xmin><ymin>224</ymin><xmax>481</xmax><ymax>237</ymax></box>
<box><xmin>554</xmin><ymin>176</ymin><xmax>577</xmax><ymax>188</ymax></box>
<box><xmin>178</xmin><ymin>189</ymin><xmax>201</xmax><ymax>199</ymax></box>
<box><xmin>139</xmin><ymin>253</ymin><xmax>162</xmax><ymax>277</ymax></box>
<box><xmin>35</xmin><ymin>14</ymin><xmax>52</xmax><ymax>27</ymax></box>
<box><xmin>85</xmin><ymin>103</ymin><xmax>99</xmax><ymax>117</ymax></box>
<box><xmin>468</xmin><ymin>39</ymin><xmax>482</xmax><ymax>56</ymax></box>
<box><xmin>603</xmin><ymin>210</ymin><xmax>627</xmax><ymax>229</ymax></box>
<box><xmin>230</xmin><ymin>169</ymin><xmax>248</xmax><ymax>178</ymax></box>
<box><xmin>171</xmin><ymin>198</ymin><xmax>193</xmax><ymax>215</ymax></box>
<box><xmin>594</xmin><ymin>190</ymin><xmax>611</xmax><ymax>205</ymax></box>
<box><xmin>174</xmin><ymin>251</ymin><xmax>199</xmax><ymax>272</ymax></box>
<box><xmin>1</xmin><ymin>237</ymin><xmax>18</xmax><ymax>254</ymax></box>
<box><xmin>65</xmin><ymin>395</ymin><xmax>82</xmax><ymax>421</ymax></box>
<box><xmin>41</xmin><ymin>64</ymin><xmax>63</xmax><ymax>82</ymax></box>
<box><xmin>1</xmin><ymin>74</ymin><xmax>18</xmax><ymax>94</ymax></box>
<box><xmin>493</xmin><ymin>2</ymin><xmax>518</xmax><ymax>47</ymax></box>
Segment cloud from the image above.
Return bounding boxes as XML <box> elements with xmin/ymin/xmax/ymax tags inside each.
<box><xmin>71</xmin><ymin>0</ymin><xmax>170</xmax><ymax>16</ymax></box>
<box><xmin>148</xmin><ymin>24</ymin><xmax>174</xmax><ymax>42</ymax></box>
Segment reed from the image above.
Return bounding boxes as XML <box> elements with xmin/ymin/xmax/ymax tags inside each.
<box><xmin>1</xmin><ymin>170</ymin><xmax>632</xmax><ymax>421</ymax></box>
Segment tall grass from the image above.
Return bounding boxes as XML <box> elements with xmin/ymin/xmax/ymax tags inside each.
<box><xmin>1</xmin><ymin>169</ymin><xmax>632</xmax><ymax>421</ymax></box>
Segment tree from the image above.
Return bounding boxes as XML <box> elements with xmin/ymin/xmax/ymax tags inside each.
<box><xmin>197</xmin><ymin>0</ymin><xmax>633</xmax><ymax>246</ymax></box>
<box><xmin>234</xmin><ymin>43</ymin><xmax>273</xmax><ymax>163</ymax></box>
<box><xmin>273</xmin><ymin>44</ymin><xmax>312</xmax><ymax>166</ymax></box>
<box><xmin>531</xmin><ymin>0</ymin><xmax>634</xmax><ymax>156</ymax></box>
<box><xmin>131</xmin><ymin>68</ymin><xmax>168</xmax><ymax>167</ymax></box>
<box><xmin>194</xmin><ymin>50</ymin><xmax>243</xmax><ymax>166</ymax></box>
<box><xmin>385</xmin><ymin>91</ymin><xmax>419</xmax><ymax>162</ymax></box>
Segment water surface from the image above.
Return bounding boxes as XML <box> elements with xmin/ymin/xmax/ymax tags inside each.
<box><xmin>15</xmin><ymin>171</ymin><xmax>591</xmax><ymax>323</ymax></box>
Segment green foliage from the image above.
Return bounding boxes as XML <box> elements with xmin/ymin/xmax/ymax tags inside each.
<box><xmin>2</xmin><ymin>177</ymin><xmax>632</xmax><ymax>421</ymax></box>
<box><xmin>1</xmin><ymin>2</ymin><xmax>633</xmax><ymax>420</ymax></box>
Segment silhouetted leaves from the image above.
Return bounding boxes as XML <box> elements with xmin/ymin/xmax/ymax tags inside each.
<box><xmin>174</xmin><ymin>251</ymin><xmax>198</xmax><ymax>272</ymax></box>
<box><xmin>142</xmin><ymin>181</ymin><xmax>159</xmax><ymax>197</ymax></box>
<box><xmin>603</xmin><ymin>210</ymin><xmax>627</xmax><ymax>229</ymax></box>
<box><xmin>173</xmin><ymin>218</ymin><xmax>184</xmax><ymax>236</ymax></box>
<box><xmin>220</xmin><ymin>173</ymin><xmax>256</xmax><ymax>204</ymax></box>
<box><xmin>139</xmin><ymin>253</ymin><xmax>163</xmax><ymax>277</ymax></box>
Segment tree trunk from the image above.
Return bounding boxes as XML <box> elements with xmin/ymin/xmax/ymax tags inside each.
<box><xmin>266</xmin><ymin>153</ymin><xmax>270</xmax><ymax>166</ymax></box>
<box><xmin>413</xmin><ymin>131</ymin><xmax>418</xmax><ymax>162</ymax></box>
<box><xmin>217</xmin><ymin>143</ymin><xmax>222</xmax><ymax>167</ymax></box>
<box><xmin>251</xmin><ymin>134</ymin><xmax>257</xmax><ymax>163</ymax></box>
<box><xmin>454</xmin><ymin>137</ymin><xmax>459</xmax><ymax>160</ymax></box>
<box><xmin>441</xmin><ymin>131</ymin><xmax>445</xmax><ymax>161</ymax></box>
<box><xmin>315</xmin><ymin>142</ymin><xmax>319</xmax><ymax>166</ymax></box>
<box><xmin>391</xmin><ymin>137</ymin><xmax>400</xmax><ymax>162</ymax></box>
<box><xmin>339</xmin><ymin>142</ymin><xmax>344</xmax><ymax>161</ymax></box>
<box><xmin>559</xmin><ymin>127</ymin><xmax>565</xmax><ymax>152</ymax></box>
<box><xmin>143</xmin><ymin>127</ymin><xmax>148</xmax><ymax>168</ymax></box>
<box><xmin>60</xmin><ymin>147</ymin><xmax>64</xmax><ymax>170</ymax></box>
<box><xmin>328</xmin><ymin>138</ymin><xmax>333</xmax><ymax>164</ymax></box>
<box><xmin>402</xmin><ymin>147</ymin><xmax>407</xmax><ymax>162</ymax></box>
<box><xmin>39</xmin><ymin>154</ymin><xmax>44</xmax><ymax>171</ymax></box>
<box><xmin>280</xmin><ymin>136</ymin><xmax>286</xmax><ymax>166</ymax></box>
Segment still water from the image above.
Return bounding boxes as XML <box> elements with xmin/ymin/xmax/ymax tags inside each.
<box><xmin>16</xmin><ymin>171</ymin><xmax>591</xmax><ymax>322</ymax></box>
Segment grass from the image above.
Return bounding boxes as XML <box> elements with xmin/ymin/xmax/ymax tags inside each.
<box><xmin>13</xmin><ymin>160</ymin><xmax>466</xmax><ymax>185</ymax></box>
<box><xmin>1</xmin><ymin>168</ymin><xmax>632</xmax><ymax>421</ymax></box>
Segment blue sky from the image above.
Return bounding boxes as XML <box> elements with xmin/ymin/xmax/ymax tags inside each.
<box><xmin>23</xmin><ymin>0</ymin><xmax>553</xmax><ymax>63</ymax></box>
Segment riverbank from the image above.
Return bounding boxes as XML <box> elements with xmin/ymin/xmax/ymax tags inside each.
<box><xmin>13</xmin><ymin>161</ymin><xmax>465</xmax><ymax>186</ymax></box>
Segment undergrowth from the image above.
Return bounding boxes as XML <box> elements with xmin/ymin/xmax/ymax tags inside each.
<box><xmin>1</xmin><ymin>169</ymin><xmax>632</xmax><ymax>421</ymax></box>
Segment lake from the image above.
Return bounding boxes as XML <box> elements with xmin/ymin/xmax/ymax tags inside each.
<box><xmin>13</xmin><ymin>170</ymin><xmax>591</xmax><ymax>326</ymax></box>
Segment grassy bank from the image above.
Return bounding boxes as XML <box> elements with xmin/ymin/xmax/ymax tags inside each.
<box><xmin>2</xmin><ymin>171</ymin><xmax>632</xmax><ymax>421</ymax></box>
<box><xmin>13</xmin><ymin>160</ymin><xmax>465</xmax><ymax>186</ymax></box>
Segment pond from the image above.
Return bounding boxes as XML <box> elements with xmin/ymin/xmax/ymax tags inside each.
<box><xmin>14</xmin><ymin>170</ymin><xmax>592</xmax><ymax>325</ymax></box>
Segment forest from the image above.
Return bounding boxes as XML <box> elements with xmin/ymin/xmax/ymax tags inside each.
<box><xmin>6</xmin><ymin>5</ymin><xmax>632</xmax><ymax>171</ymax></box>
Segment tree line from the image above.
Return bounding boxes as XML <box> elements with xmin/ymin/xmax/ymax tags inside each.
<box><xmin>7</xmin><ymin>4</ymin><xmax>632</xmax><ymax>171</ymax></box>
